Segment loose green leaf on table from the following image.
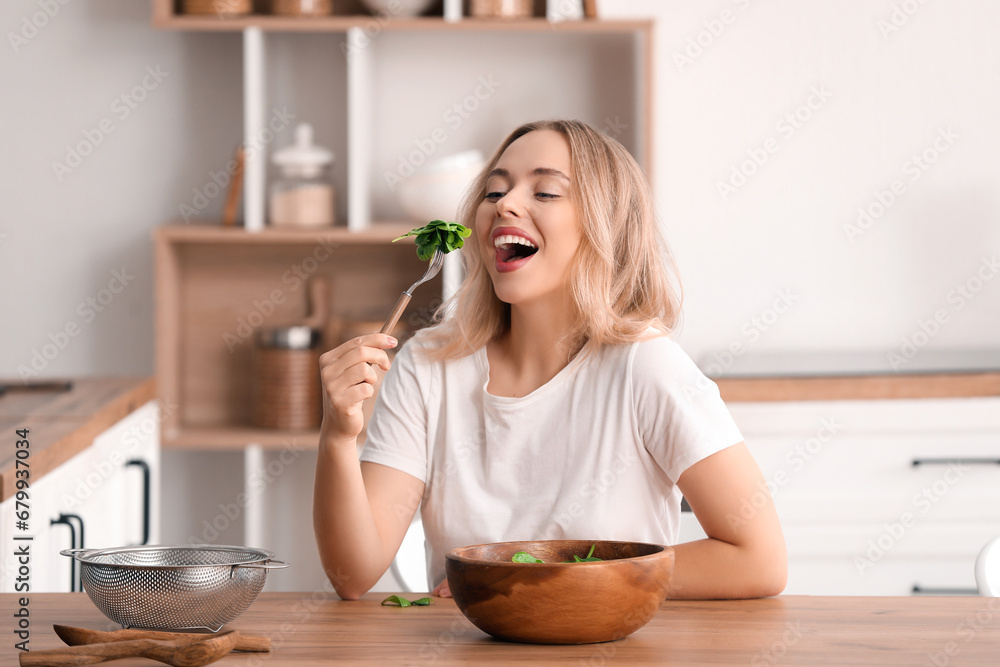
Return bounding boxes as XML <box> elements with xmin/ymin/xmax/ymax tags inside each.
<box><xmin>392</xmin><ymin>220</ymin><xmax>471</xmax><ymax>261</ymax></box>
<box><xmin>381</xmin><ymin>595</ymin><xmax>432</xmax><ymax>607</ymax></box>
<box><xmin>381</xmin><ymin>595</ymin><xmax>411</xmax><ymax>607</ymax></box>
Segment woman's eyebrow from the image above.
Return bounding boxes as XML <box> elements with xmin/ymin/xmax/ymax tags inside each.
<box><xmin>487</xmin><ymin>167</ymin><xmax>570</xmax><ymax>181</ymax></box>
<box><xmin>532</xmin><ymin>167</ymin><xmax>570</xmax><ymax>181</ymax></box>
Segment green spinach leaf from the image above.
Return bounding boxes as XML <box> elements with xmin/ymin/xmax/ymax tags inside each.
<box><xmin>512</xmin><ymin>551</ymin><xmax>546</xmax><ymax>563</ymax></box>
<box><xmin>392</xmin><ymin>220</ymin><xmax>471</xmax><ymax>261</ymax></box>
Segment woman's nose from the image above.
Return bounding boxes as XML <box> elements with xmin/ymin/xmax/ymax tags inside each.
<box><xmin>496</xmin><ymin>190</ymin><xmax>524</xmax><ymax>217</ymax></box>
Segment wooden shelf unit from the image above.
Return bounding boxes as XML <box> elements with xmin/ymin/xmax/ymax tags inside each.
<box><xmin>152</xmin><ymin>9</ymin><xmax>653</xmax><ymax>452</ymax></box>
<box><xmin>155</xmin><ymin>223</ymin><xmax>440</xmax><ymax>449</ymax></box>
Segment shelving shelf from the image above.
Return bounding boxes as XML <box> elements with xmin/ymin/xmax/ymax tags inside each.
<box><xmin>157</xmin><ymin>221</ymin><xmax>418</xmax><ymax>244</ymax></box>
<box><xmin>153</xmin><ymin>15</ymin><xmax>652</xmax><ymax>33</ymax></box>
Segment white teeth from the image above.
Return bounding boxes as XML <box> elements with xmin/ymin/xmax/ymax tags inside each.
<box><xmin>493</xmin><ymin>234</ymin><xmax>538</xmax><ymax>249</ymax></box>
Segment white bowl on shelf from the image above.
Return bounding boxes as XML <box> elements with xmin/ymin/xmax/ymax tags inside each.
<box><xmin>360</xmin><ymin>0</ymin><xmax>435</xmax><ymax>17</ymax></box>
<box><xmin>396</xmin><ymin>150</ymin><xmax>485</xmax><ymax>223</ymax></box>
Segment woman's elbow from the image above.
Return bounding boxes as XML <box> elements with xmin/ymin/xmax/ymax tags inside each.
<box><xmin>336</xmin><ymin>588</ymin><xmax>364</xmax><ymax>601</ymax></box>
<box><xmin>756</xmin><ymin>562</ymin><xmax>788</xmax><ymax>598</ymax></box>
<box><xmin>748</xmin><ymin>545</ymin><xmax>788</xmax><ymax>598</ymax></box>
<box><xmin>322</xmin><ymin>566</ymin><xmax>370</xmax><ymax>601</ymax></box>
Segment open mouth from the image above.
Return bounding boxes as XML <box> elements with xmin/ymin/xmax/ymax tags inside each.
<box><xmin>494</xmin><ymin>234</ymin><xmax>539</xmax><ymax>266</ymax></box>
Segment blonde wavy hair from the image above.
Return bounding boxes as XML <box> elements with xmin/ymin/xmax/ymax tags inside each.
<box><xmin>419</xmin><ymin>119</ymin><xmax>682</xmax><ymax>363</ymax></box>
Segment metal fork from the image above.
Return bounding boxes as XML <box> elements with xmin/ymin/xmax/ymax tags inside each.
<box><xmin>379</xmin><ymin>248</ymin><xmax>445</xmax><ymax>335</ymax></box>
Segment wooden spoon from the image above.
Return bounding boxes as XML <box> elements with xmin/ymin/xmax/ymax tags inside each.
<box><xmin>19</xmin><ymin>630</ymin><xmax>238</xmax><ymax>667</ymax></box>
<box><xmin>53</xmin><ymin>624</ymin><xmax>270</xmax><ymax>652</ymax></box>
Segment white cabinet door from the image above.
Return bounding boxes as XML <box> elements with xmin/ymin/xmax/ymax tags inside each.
<box><xmin>723</xmin><ymin>397</ymin><xmax>1000</xmax><ymax>596</ymax></box>
<box><xmin>0</xmin><ymin>402</ymin><xmax>160</xmax><ymax>593</ymax></box>
<box><xmin>1</xmin><ymin>447</ymin><xmax>87</xmax><ymax>593</ymax></box>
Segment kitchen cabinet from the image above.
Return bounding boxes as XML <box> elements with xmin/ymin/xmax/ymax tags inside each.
<box><xmin>0</xmin><ymin>379</ymin><xmax>159</xmax><ymax>593</ymax></box>
<box><xmin>678</xmin><ymin>374</ymin><xmax>1000</xmax><ymax>597</ymax></box>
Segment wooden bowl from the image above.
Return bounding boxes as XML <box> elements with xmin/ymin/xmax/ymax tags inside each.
<box><xmin>445</xmin><ymin>540</ymin><xmax>674</xmax><ymax>644</ymax></box>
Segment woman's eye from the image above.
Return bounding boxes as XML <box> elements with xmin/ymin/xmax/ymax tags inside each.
<box><xmin>535</xmin><ymin>192</ymin><xmax>559</xmax><ymax>199</ymax></box>
<box><xmin>485</xmin><ymin>191</ymin><xmax>506</xmax><ymax>201</ymax></box>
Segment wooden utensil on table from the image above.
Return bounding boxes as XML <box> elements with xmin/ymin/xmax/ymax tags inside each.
<box><xmin>53</xmin><ymin>624</ymin><xmax>270</xmax><ymax>652</ymax></box>
<box><xmin>20</xmin><ymin>630</ymin><xmax>238</xmax><ymax>667</ymax></box>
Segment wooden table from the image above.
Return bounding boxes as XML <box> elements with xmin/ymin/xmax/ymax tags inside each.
<box><xmin>5</xmin><ymin>592</ymin><xmax>1000</xmax><ymax>665</ymax></box>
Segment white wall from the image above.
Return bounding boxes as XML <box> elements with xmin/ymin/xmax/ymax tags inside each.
<box><xmin>2</xmin><ymin>1</ymin><xmax>998</xmax><ymax>593</ymax></box>
<box><xmin>1</xmin><ymin>1</ymin><xmax>245</xmax><ymax>379</ymax></box>
<box><xmin>603</xmin><ymin>0</ymin><xmax>1000</xmax><ymax>371</ymax></box>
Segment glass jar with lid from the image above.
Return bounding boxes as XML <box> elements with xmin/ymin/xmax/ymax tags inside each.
<box><xmin>269</xmin><ymin>123</ymin><xmax>336</xmax><ymax>228</ymax></box>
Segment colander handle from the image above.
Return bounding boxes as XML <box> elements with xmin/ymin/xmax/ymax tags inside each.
<box><xmin>238</xmin><ymin>559</ymin><xmax>290</xmax><ymax>569</ymax></box>
<box><xmin>59</xmin><ymin>548</ymin><xmax>93</xmax><ymax>559</ymax></box>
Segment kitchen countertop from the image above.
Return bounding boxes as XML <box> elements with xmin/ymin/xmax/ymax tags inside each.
<box><xmin>715</xmin><ymin>370</ymin><xmax>1000</xmax><ymax>402</ymax></box>
<box><xmin>0</xmin><ymin>377</ymin><xmax>155</xmax><ymax>502</ymax></box>
<box><xmin>706</xmin><ymin>350</ymin><xmax>1000</xmax><ymax>402</ymax></box>
<box><xmin>7</xmin><ymin>592</ymin><xmax>1000</xmax><ymax>665</ymax></box>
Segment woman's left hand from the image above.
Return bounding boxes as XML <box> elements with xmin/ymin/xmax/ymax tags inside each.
<box><xmin>432</xmin><ymin>579</ymin><xmax>452</xmax><ymax>598</ymax></box>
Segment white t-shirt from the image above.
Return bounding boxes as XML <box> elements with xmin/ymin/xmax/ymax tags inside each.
<box><xmin>359</xmin><ymin>328</ymin><xmax>744</xmax><ymax>590</ymax></box>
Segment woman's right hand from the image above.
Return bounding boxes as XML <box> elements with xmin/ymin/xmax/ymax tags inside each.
<box><xmin>319</xmin><ymin>334</ymin><xmax>397</xmax><ymax>442</ymax></box>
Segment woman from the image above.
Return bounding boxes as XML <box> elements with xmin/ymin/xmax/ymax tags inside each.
<box><xmin>314</xmin><ymin>120</ymin><xmax>786</xmax><ymax>600</ymax></box>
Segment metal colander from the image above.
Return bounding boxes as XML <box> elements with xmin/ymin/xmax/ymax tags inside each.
<box><xmin>61</xmin><ymin>545</ymin><xmax>288</xmax><ymax>632</ymax></box>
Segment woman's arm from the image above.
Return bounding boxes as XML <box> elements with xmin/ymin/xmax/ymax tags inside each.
<box><xmin>314</xmin><ymin>451</ymin><xmax>425</xmax><ymax>600</ymax></box>
<box><xmin>669</xmin><ymin>442</ymin><xmax>787</xmax><ymax>599</ymax></box>
<box><xmin>312</xmin><ymin>334</ymin><xmax>426</xmax><ymax>600</ymax></box>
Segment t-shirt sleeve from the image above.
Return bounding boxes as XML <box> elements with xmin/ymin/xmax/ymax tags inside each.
<box><xmin>630</xmin><ymin>337</ymin><xmax>744</xmax><ymax>483</ymax></box>
<box><xmin>358</xmin><ymin>337</ymin><xmax>429</xmax><ymax>483</ymax></box>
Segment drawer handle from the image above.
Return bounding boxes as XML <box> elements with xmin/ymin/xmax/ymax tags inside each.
<box><xmin>911</xmin><ymin>585</ymin><xmax>979</xmax><ymax>596</ymax></box>
<box><xmin>126</xmin><ymin>459</ymin><xmax>151</xmax><ymax>546</ymax></box>
<box><xmin>50</xmin><ymin>514</ymin><xmax>85</xmax><ymax>592</ymax></box>
<box><xmin>911</xmin><ymin>458</ymin><xmax>1000</xmax><ymax>467</ymax></box>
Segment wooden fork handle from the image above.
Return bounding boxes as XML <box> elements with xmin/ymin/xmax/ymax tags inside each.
<box><xmin>380</xmin><ymin>292</ymin><xmax>412</xmax><ymax>336</ymax></box>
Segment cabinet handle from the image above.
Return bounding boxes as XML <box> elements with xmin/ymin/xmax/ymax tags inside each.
<box><xmin>911</xmin><ymin>458</ymin><xmax>1000</xmax><ymax>467</ymax></box>
<box><xmin>126</xmin><ymin>459</ymin><xmax>151</xmax><ymax>546</ymax></box>
<box><xmin>50</xmin><ymin>514</ymin><xmax>82</xmax><ymax>592</ymax></box>
<box><xmin>911</xmin><ymin>585</ymin><xmax>979</xmax><ymax>596</ymax></box>
<box><xmin>63</xmin><ymin>513</ymin><xmax>85</xmax><ymax>592</ymax></box>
